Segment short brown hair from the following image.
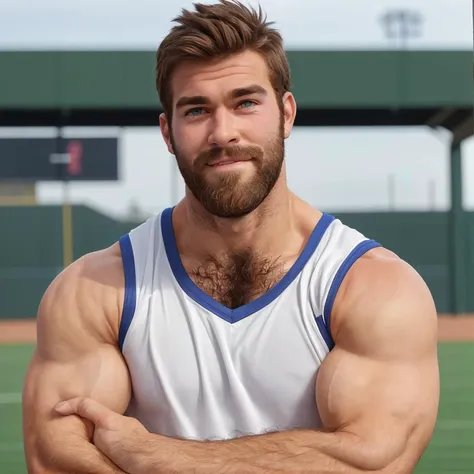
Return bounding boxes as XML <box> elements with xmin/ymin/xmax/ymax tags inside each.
<box><xmin>155</xmin><ymin>0</ymin><xmax>291</xmax><ymax>120</ymax></box>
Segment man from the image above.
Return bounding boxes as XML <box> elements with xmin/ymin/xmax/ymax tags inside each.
<box><xmin>22</xmin><ymin>1</ymin><xmax>439</xmax><ymax>472</ymax></box>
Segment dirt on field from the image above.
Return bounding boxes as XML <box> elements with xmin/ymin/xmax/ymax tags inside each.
<box><xmin>0</xmin><ymin>315</ymin><xmax>473</xmax><ymax>345</ymax></box>
<box><xmin>437</xmin><ymin>315</ymin><xmax>474</xmax><ymax>341</ymax></box>
<box><xmin>0</xmin><ymin>320</ymin><xmax>38</xmax><ymax>344</ymax></box>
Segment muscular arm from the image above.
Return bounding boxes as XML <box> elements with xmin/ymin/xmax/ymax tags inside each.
<box><xmin>124</xmin><ymin>250</ymin><xmax>439</xmax><ymax>474</ymax></box>
<box><xmin>22</xmin><ymin>247</ymin><xmax>132</xmax><ymax>474</ymax></box>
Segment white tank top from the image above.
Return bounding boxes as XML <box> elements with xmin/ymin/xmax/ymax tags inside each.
<box><xmin>118</xmin><ymin>207</ymin><xmax>380</xmax><ymax>441</ymax></box>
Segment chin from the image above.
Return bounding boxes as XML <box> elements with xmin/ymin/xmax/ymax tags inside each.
<box><xmin>206</xmin><ymin>205</ymin><xmax>258</xmax><ymax>220</ymax></box>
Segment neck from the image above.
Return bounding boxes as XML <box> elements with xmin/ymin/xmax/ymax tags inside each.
<box><xmin>174</xmin><ymin>178</ymin><xmax>297</xmax><ymax>260</ymax></box>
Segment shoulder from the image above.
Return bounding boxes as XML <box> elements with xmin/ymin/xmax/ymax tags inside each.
<box><xmin>42</xmin><ymin>242</ymin><xmax>125</xmax><ymax>310</ymax></box>
<box><xmin>37</xmin><ymin>243</ymin><xmax>125</xmax><ymax>353</ymax></box>
<box><xmin>331</xmin><ymin>246</ymin><xmax>438</xmax><ymax>352</ymax></box>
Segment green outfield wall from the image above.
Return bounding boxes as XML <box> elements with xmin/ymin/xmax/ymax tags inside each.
<box><xmin>0</xmin><ymin>206</ymin><xmax>471</xmax><ymax>318</ymax></box>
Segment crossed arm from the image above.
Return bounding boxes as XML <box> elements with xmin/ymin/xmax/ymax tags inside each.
<box><xmin>22</xmin><ymin>248</ymin><xmax>132</xmax><ymax>473</ymax></box>
<box><xmin>50</xmin><ymin>251</ymin><xmax>439</xmax><ymax>474</ymax></box>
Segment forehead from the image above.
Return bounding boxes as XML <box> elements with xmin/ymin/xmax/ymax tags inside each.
<box><xmin>170</xmin><ymin>50</ymin><xmax>272</xmax><ymax>102</ymax></box>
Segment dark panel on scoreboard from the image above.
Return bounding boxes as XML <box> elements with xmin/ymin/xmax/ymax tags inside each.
<box><xmin>0</xmin><ymin>137</ymin><xmax>118</xmax><ymax>181</ymax></box>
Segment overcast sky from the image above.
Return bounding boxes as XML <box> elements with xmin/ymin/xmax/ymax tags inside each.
<box><xmin>0</xmin><ymin>0</ymin><xmax>473</xmax><ymax>219</ymax></box>
<box><xmin>0</xmin><ymin>0</ymin><xmax>471</xmax><ymax>50</ymax></box>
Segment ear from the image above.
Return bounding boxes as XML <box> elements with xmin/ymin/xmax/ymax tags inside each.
<box><xmin>281</xmin><ymin>92</ymin><xmax>297</xmax><ymax>139</ymax></box>
<box><xmin>159</xmin><ymin>113</ymin><xmax>175</xmax><ymax>155</ymax></box>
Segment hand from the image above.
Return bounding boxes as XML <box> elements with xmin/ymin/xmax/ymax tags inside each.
<box><xmin>55</xmin><ymin>397</ymin><xmax>149</xmax><ymax>473</ymax></box>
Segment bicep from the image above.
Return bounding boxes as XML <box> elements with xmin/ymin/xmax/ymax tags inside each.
<box><xmin>22</xmin><ymin>257</ymin><xmax>131</xmax><ymax>472</ymax></box>
<box><xmin>315</xmin><ymin>261</ymin><xmax>439</xmax><ymax>471</ymax></box>
<box><xmin>316</xmin><ymin>345</ymin><xmax>438</xmax><ymax>468</ymax></box>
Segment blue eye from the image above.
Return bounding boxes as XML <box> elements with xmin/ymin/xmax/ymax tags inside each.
<box><xmin>239</xmin><ymin>100</ymin><xmax>256</xmax><ymax>109</ymax></box>
<box><xmin>186</xmin><ymin>108</ymin><xmax>205</xmax><ymax>117</ymax></box>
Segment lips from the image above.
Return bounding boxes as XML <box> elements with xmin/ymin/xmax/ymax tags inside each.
<box><xmin>207</xmin><ymin>157</ymin><xmax>250</xmax><ymax>166</ymax></box>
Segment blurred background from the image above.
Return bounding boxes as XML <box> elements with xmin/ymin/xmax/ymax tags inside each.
<box><xmin>0</xmin><ymin>0</ymin><xmax>473</xmax><ymax>472</ymax></box>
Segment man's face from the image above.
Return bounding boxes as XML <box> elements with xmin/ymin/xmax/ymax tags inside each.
<box><xmin>161</xmin><ymin>50</ymin><xmax>296</xmax><ymax>218</ymax></box>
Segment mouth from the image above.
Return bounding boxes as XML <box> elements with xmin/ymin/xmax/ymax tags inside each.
<box><xmin>207</xmin><ymin>157</ymin><xmax>251</xmax><ymax>167</ymax></box>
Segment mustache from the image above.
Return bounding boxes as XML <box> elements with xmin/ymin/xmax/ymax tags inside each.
<box><xmin>195</xmin><ymin>145</ymin><xmax>264</xmax><ymax>167</ymax></box>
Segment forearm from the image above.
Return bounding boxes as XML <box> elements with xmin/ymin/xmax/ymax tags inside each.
<box><xmin>130</xmin><ymin>429</ymin><xmax>391</xmax><ymax>474</ymax></box>
<box><xmin>29</xmin><ymin>434</ymin><xmax>127</xmax><ymax>474</ymax></box>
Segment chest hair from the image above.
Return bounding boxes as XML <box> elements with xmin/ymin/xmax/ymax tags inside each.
<box><xmin>187</xmin><ymin>250</ymin><xmax>286</xmax><ymax>309</ymax></box>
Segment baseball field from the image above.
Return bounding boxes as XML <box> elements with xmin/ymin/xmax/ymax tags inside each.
<box><xmin>1</xmin><ymin>317</ymin><xmax>473</xmax><ymax>474</ymax></box>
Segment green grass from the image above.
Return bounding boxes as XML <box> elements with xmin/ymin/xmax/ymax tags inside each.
<box><xmin>415</xmin><ymin>343</ymin><xmax>474</xmax><ymax>473</ymax></box>
<box><xmin>0</xmin><ymin>343</ymin><xmax>473</xmax><ymax>473</ymax></box>
<box><xmin>0</xmin><ymin>345</ymin><xmax>34</xmax><ymax>474</ymax></box>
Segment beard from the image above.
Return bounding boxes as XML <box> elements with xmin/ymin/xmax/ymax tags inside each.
<box><xmin>171</xmin><ymin>118</ymin><xmax>285</xmax><ymax>219</ymax></box>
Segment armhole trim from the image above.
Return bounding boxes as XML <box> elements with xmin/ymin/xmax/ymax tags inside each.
<box><xmin>315</xmin><ymin>314</ymin><xmax>335</xmax><ymax>350</ymax></box>
<box><xmin>322</xmin><ymin>239</ymin><xmax>381</xmax><ymax>346</ymax></box>
<box><xmin>118</xmin><ymin>234</ymin><xmax>137</xmax><ymax>352</ymax></box>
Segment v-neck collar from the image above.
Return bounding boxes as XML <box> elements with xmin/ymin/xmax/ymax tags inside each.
<box><xmin>161</xmin><ymin>207</ymin><xmax>334</xmax><ymax>324</ymax></box>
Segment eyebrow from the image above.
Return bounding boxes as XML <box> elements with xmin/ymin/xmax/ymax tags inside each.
<box><xmin>175</xmin><ymin>84</ymin><xmax>268</xmax><ymax>109</ymax></box>
<box><xmin>229</xmin><ymin>84</ymin><xmax>267</xmax><ymax>99</ymax></box>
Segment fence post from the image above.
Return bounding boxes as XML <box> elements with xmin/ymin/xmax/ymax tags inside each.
<box><xmin>448</xmin><ymin>140</ymin><xmax>467</xmax><ymax>314</ymax></box>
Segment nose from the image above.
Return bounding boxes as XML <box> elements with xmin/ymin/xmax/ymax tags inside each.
<box><xmin>207</xmin><ymin>108</ymin><xmax>240</xmax><ymax>148</ymax></box>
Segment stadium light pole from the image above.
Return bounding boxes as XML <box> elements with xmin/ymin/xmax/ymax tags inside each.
<box><xmin>379</xmin><ymin>8</ymin><xmax>424</xmax><ymax>211</ymax></box>
<box><xmin>379</xmin><ymin>8</ymin><xmax>424</xmax><ymax>104</ymax></box>
<box><xmin>379</xmin><ymin>8</ymin><xmax>424</xmax><ymax>50</ymax></box>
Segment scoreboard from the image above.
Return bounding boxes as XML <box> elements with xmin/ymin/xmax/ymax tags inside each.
<box><xmin>0</xmin><ymin>137</ymin><xmax>119</xmax><ymax>182</ymax></box>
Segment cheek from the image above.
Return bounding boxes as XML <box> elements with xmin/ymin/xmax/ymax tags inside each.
<box><xmin>171</xmin><ymin>125</ymin><xmax>195</xmax><ymax>157</ymax></box>
<box><xmin>242</xmin><ymin>111</ymin><xmax>281</xmax><ymax>142</ymax></box>
<box><xmin>257</xmin><ymin>101</ymin><xmax>281</xmax><ymax>129</ymax></box>
<box><xmin>173</xmin><ymin>121</ymin><xmax>208</xmax><ymax>149</ymax></box>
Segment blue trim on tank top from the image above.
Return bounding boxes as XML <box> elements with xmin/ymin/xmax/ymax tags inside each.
<box><xmin>315</xmin><ymin>315</ymin><xmax>335</xmax><ymax>350</ymax></box>
<box><xmin>118</xmin><ymin>234</ymin><xmax>137</xmax><ymax>351</ymax></box>
<box><xmin>323</xmin><ymin>238</ymin><xmax>382</xmax><ymax>339</ymax></box>
<box><xmin>161</xmin><ymin>206</ymin><xmax>335</xmax><ymax>324</ymax></box>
